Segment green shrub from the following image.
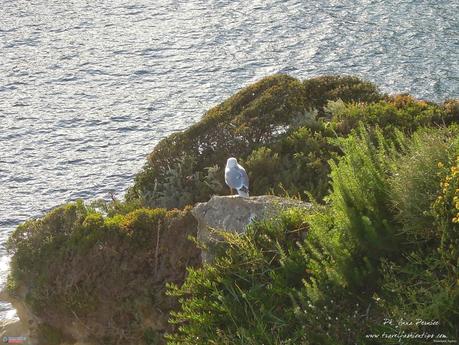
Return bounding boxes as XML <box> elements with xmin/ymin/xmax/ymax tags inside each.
<box><xmin>390</xmin><ymin>126</ymin><xmax>459</xmax><ymax>244</ymax></box>
<box><xmin>243</xmin><ymin>125</ymin><xmax>338</xmax><ymax>200</ymax></box>
<box><xmin>378</xmin><ymin>251</ymin><xmax>459</xmax><ymax>342</ymax></box>
<box><xmin>127</xmin><ymin>74</ymin><xmax>309</xmax><ymax>208</ymax></box>
<box><xmin>308</xmin><ymin>126</ymin><xmax>401</xmax><ymax>293</ymax></box>
<box><xmin>303</xmin><ymin>75</ymin><xmax>383</xmax><ymax>116</ymax></box>
<box><xmin>377</xmin><ymin>143</ymin><xmax>459</xmax><ymax>341</ymax></box>
<box><xmin>302</xmin><ymin>126</ymin><xmax>459</xmax><ymax>343</ymax></box>
<box><xmin>434</xmin><ymin>152</ymin><xmax>459</xmax><ymax>268</ymax></box>
<box><xmin>127</xmin><ymin>75</ymin><xmax>386</xmax><ymax>209</ymax></box>
<box><xmin>166</xmin><ymin>208</ymin><xmax>311</xmax><ymax>345</ymax></box>
<box><xmin>7</xmin><ymin>202</ymin><xmax>201</xmax><ymax>345</ymax></box>
<box><xmin>330</xmin><ymin>96</ymin><xmax>452</xmax><ymax>136</ymax></box>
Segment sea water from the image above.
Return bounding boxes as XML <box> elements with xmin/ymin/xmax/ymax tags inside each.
<box><xmin>0</xmin><ymin>0</ymin><xmax>458</xmax><ymax>320</ymax></box>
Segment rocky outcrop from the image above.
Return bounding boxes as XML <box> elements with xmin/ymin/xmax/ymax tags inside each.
<box><xmin>192</xmin><ymin>195</ymin><xmax>311</xmax><ymax>262</ymax></box>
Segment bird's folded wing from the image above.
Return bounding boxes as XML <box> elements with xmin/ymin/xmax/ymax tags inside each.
<box><xmin>226</xmin><ymin>168</ymin><xmax>243</xmax><ymax>188</ymax></box>
<box><xmin>240</xmin><ymin>168</ymin><xmax>249</xmax><ymax>189</ymax></box>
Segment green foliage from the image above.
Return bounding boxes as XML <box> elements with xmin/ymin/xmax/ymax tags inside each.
<box><xmin>390</xmin><ymin>126</ymin><xmax>459</xmax><ymax>243</ymax></box>
<box><xmin>243</xmin><ymin>124</ymin><xmax>338</xmax><ymax>199</ymax></box>
<box><xmin>308</xmin><ymin>126</ymin><xmax>401</xmax><ymax>293</ymax></box>
<box><xmin>7</xmin><ymin>74</ymin><xmax>459</xmax><ymax>344</ymax></box>
<box><xmin>376</xmin><ymin>128</ymin><xmax>459</xmax><ymax>342</ymax></box>
<box><xmin>7</xmin><ymin>202</ymin><xmax>201</xmax><ymax>345</ymax></box>
<box><xmin>379</xmin><ymin>251</ymin><xmax>459</xmax><ymax>340</ymax></box>
<box><xmin>127</xmin><ymin>74</ymin><xmax>309</xmax><ymax>208</ymax></box>
<box><xmin>300</xmin><ymin>126</ymin><xmax>459</xmax><ymax>343</ymax></box>
<box><xmin>7</xmin><ymin>200</ymin><xmax>88</xmax><ymax>287</ymax></box>
<box><xmin>166</xmin><ymin>208</ymin><xmax>311</xmax><ymax>345</ymax></box>
<box><xmin>126</xmin><ymin>74</ymin><xmax>452</xmax><ymax>211</ymax></box>
<box><xmin>127</xmin><ymin>74</ymin><xmax>385</xmax><ymax>208</ymax></box>
<box><xmin>167</xmin><ymin>126</ymin><xmax>459</xmax><ymax>344</ymax></box>
<box><xmin>330</xmin><ymin>95</ymin><xmax>453</xmax><ymax>136</ymax></box>
<box><xmin>303</xmin><ymin>75</ymin><xmax>384</xmax><ymax>116</ymax></box>
<box><xmin>89</xmin><ymin>196</ymin><xmax>143</xmax><ymax>217</ymax></box>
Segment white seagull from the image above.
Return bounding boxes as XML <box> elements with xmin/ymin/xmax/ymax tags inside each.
<box><xmin>225</xmin><ymin>157</ymin><xmax>249</xmax><ymax>197</ymax></box>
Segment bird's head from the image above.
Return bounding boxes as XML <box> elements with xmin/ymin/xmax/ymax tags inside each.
<box><xmin>226</xmin><ymin>157</ymin><xmax>238</xmax><ymax>168</ymax></box>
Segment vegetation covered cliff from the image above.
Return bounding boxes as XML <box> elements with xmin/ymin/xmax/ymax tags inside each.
<box><xmin>5</xmin><ymin>74</ymin><xmax>459</xmax><ymax>345</ymax></box>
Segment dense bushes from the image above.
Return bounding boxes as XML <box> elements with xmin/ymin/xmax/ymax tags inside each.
<box><xmin>126</xmin><ymin>75</ymin><xmax>456</xmax><ymax>210</ymax></box>
<box><xmin>371</xmin><ymin>129</ymin><xmax>459</xmax><ymax>343</ymax></box>
<box><xmin>167</xmin><ymin>126</ymin><xmax>459</xmax><ymax>345</ymax></box>
<box><xmin>166</xmin><ymin>208</ymin><xmax>311</xmax><ymax>345</ymax></box>
<box><xmin>7</xmin><ymin>202</ymin><xmax>201</xmax><ymax>345</ymax></box>
<box><xmin>330</xmin><ymin>95</ymin><xmax>459</xmax><ymax>135</ymax></box>
<box><xmin>302</xmin><ymin>75</ymin><xmax>384</xmax><ymax>116</ymax></box>
<box><xmin>126</xmin><ymin>75</ymin><xmax>389</xmax><ymax>208</ymax></box>
<box><xmin>6</xmin><ymin>74</ymin><xmax>459</xmax><ymax>345</ymax></box>
<box><xmin>244</xmin><ymin>125</ymin><xmax>338</xmax><ymax>199</ymax></box>
<box><xmin>126</xmin><ymin>74</ymin><xmax>310</xmax><ymax>208</ymax></box>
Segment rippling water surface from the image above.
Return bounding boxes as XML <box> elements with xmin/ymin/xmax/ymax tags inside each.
<box><xmin>0</xmin><ymin>0</ymin><xmax>458</xmax><ymax>320</ymax></box>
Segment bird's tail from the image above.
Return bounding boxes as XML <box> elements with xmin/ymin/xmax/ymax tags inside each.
<box><xmin>238</xmin><ymin>186</ymin><xmax>249</xmax><ymax>198</ymax></box>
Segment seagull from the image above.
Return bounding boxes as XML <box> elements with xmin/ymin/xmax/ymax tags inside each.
<box><xmin>225</xmin><ymin>157</ymin><xmax>249</xmax><ymax>197</ymax></box>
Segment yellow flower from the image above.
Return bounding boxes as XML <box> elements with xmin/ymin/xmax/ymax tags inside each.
<box><xmin>438</xmin><ymin>162</ymin><xmax>444</xmax><ymax>168</ymax></box>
